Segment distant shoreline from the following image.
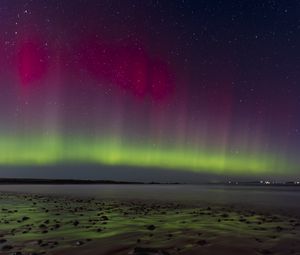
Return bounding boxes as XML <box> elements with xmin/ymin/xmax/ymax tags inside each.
<box><xmin>0</xmin><ymin>178</ymin><xmax>299</xmax><ymax>186</ymax></box>
<box><xmin>0</xmin><ymin>178</ymin><xmax>181</xmax><ymax>185</ymax></box>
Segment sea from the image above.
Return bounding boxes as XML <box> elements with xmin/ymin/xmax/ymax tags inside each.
<box><xmin>0</xmin><ymin>184</ymin><xmax>300</xmax><ymax>215</ymax></box>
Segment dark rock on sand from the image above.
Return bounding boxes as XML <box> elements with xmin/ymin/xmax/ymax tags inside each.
<box><xmin>53</xmin><ymin>223</ymin><xmax>60</xmax><ymax>229</ymax></box>
<box><xmin>147</xmin><ymin>225</ymin><xmax>156</xmax><ymax>231</ymax></box>
<box><xmin>255</xmin><ymin>238</ymin><xmax>263</xmax><ymax>243</ymax></box>
<box><xmin>73</xmin><ymin>220</ymin><xmax>79</xmax><ymax>226</ymax></box>
<box><xmin>2</xmin><ymin>245</ymin><xmax>13</xmax><ymax>251</ymax></box>
<box><xmin>75</xmin><ymin>240</ymin><xmax>84</xmax><ymax>246</ymax></box>
<box><xmin>0</xmin><ymin>238</ymin><xmax>7</xmax><ymax>243</ymax></box>
<box><xmin>259</xmin><ymin>249</ymin><xmax>273</xmax><ymax>254</ymax></box>
<box><xmin>100</xmin><ymin>215</ymin><xmax>109</xmax><ymax>221</ymax></box>
<box><xmin>132</xmin><ymin>247</ymin><xmax>170</xmax><ymax>255</ymax></box>
<box><xmin>197</xmin><ymin>239</ymin><xmax>208</xmax><ymax>246</ymax></box>
<box><xmin>22</xmin><ymin>216</ymin><xmax>30</xmax><ymax>221</ymax></box>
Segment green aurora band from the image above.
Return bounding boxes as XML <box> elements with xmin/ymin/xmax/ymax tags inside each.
<box><xmin>0</xmin><ymin>135</ymin><xmax>294</xmax><ymax>176</ymax></box>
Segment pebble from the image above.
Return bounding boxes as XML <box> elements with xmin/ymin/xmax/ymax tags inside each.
<box><xmin>147</xmin><ymin>225</ymin><xmax>156</xmax><ymax>230</ymax></box>
<box><xmin>75</xmin><ymin>240</ymin><xmax>84</xmax><ymax>246</ymax></box>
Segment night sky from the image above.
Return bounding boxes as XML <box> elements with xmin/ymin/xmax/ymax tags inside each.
<box><xmin>0</xmin><ymin>0</ymin><xmax>300</xmax><ymax>181</ymax></box>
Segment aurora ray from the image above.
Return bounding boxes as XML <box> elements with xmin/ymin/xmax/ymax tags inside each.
<box><xmin>0</xmin><ymin>0</ymin><xmax>299</xmax><ymax>180</ymax></box>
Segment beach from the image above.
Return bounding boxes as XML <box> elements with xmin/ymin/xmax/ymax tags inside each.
<box><xmin>1</xmin><ymin>191</ymin><xmax>300</xmax><ymax>255</ymax></box>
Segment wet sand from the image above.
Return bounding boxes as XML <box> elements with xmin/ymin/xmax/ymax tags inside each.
<box><xmin>0</xmin><ymin>192</ymin><xmax>300</xmax><ymax>255</ymax></box>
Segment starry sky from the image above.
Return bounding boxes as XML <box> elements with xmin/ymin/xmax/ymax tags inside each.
<box><xmin>0</xmin><ymin>0</ymin><xmax>300</xmax><ymax>181</ymax></box>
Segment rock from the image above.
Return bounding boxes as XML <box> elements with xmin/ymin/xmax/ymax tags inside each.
<box><xmin>0</xmin><ymin>239</ymin><xmax>7</xmax><ymax>243</ymax></box>
<box><xmin>147</xmin><ymin>225</ymin><xmax>156</xmax><ymax>231</ymax></box>
<box><xmin>75</xmin><ymin>240</ymin><xmax>84</xmax><ymax>246</ymax></box>
<box><xmin>255</xmin><ymin>238</ymin><xmax>262</xmax><ymax>243</ymax></box>
<box><xmin>197</xmin><ymin>239</ymin><xmax>208</xmax><ymax>246</ymax></box>
<box><xmin>73</xmin><ymin>220</ymin><xmax>79</xmax><ymax>226</ymax></box>
<box><xmin>260</xmin><ymin>249</ymin><xmax>272</xmax><ymax>254</ymax></box>
<box><xmin>54</xmin><ymin>223</ymin><xmax>60</xmax><ymax>229</ymax></box>
<box><xmin>132</xmin><ymin>247</ymin><xmax>170</xmax><ymax>255</ymax></box>
<box><xmin>100</xmin><ymin>215</ymin><xmax>109</xmax><ymax>221</ymax></box>
<box><xmin>2</xmin><ymin>245</ymin><xmax>13</xmax><ymax>251</ymax></box>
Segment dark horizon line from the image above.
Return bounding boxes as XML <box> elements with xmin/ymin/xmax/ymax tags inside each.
<box><xmin>0</xmin><ymin>178</ymin><xmax>181</xmax><ymax>185</ymax></box>
<box><xmin>0</xmin><ymin>178</ymin><xmax>300</xmax><ymax>186</ymax></box>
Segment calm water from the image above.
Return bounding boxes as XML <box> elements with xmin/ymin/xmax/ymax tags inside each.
<box><xmin>1</xmin><ymin>184</ymin><xmax>300</xmax><ymax>215</ymax></box>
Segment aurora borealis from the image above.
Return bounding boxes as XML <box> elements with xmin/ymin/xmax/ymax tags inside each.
<box><xmin>0</xmin><ymin>1</ymin><xmax>300</xmax><ymax>179</ymax></box>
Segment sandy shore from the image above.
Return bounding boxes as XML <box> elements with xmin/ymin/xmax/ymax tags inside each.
<box><xmin>0</xmin><ymin>192</ymin><xmax>300</xmax><ymax>255</ymax></box>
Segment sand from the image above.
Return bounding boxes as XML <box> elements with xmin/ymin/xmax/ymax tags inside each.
<box><xmin>0</xmin><ymin>192</ymin><xmax>300</xmax><ymax>255</ymax></box>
